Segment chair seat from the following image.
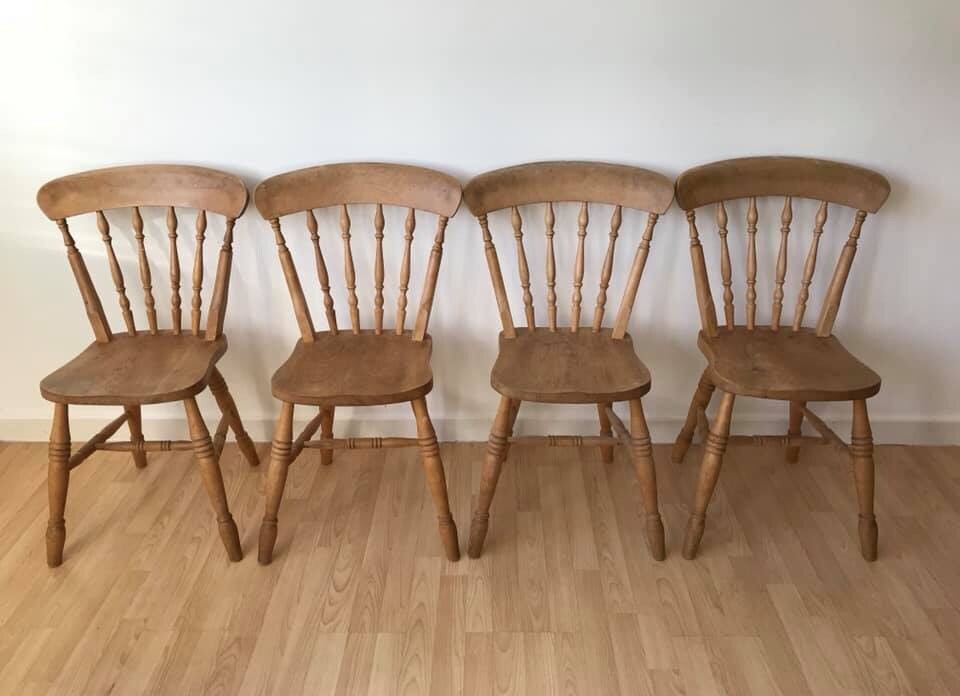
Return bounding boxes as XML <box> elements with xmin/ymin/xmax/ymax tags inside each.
<box><xmin>699</xmin><ymin>326</ymin><xmax>881</xmax><ymax>401</ymax></box>
<box><xmin>40</xmin><ymin>332</ymin><xmax>227</xmax><ymax>405</ymax></box>
<box><xmin>271</xmin><ymin>331</ymin><xmax>434</xmax><ymax>406</ymax></box>
<box><xmin>491</xmin><ymin>327</ymin><xmax>651</xmax><ymax>404</ymax></box>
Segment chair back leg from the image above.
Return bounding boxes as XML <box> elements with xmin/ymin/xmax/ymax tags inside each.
<box><xmin>46</xmin><ymin>403</ymin><xmax>70</xmax><ymax>567</ymax></box>
<box><xmin>411</xmin><ymin>397</ymin><xmax>460</xmax><ymax>561</ymax></box>
<box><xmin>673</xmin><ymin>370</ymin><xmax>715</xmax><ymax>463</ymax></box>
<box><xmin>208</xmin><ymin>368</ymin><xmax>260</xmax><ymax>468</ymax></box>
<box><xmin>124</xmin><ymin>405</ymin><xmax>148</xmax><ymax>469</ymax></box>
<box><xmin>468</xmin><ymin>396</ymin><xmax>519</xmax><ymax>558</ymax></box>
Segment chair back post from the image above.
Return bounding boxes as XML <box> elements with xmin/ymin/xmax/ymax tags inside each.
<box><xmin>253</xmin><ymin>163</ymin><xmax>462</xmax><ymax>340</ymax></box>
<box><xmin>675</xmin><ymin>156</ymin><xmax>890</xmax><ymax>335</ymax></box>
<box><xmin>36</xmin><ymin>164</ymin><xmax>249</xmax><ymax>343</ymax></box>
<box><xmin>463</xmin><ymin>161</ymin><xmax>674</xmax><ymax>340</ymax></box>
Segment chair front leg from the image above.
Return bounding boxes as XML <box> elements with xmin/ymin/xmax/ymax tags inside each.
<box><xmin>598</xmin><ymin>402</ymin><xmax>615</xmax><ymax>463</ymax></box>
<box><xmin>258</xmin><ymin>401</ymin><xmax>294</xmax><ymax>565</ymax></box>
<box><xmin>46</xmin><ymin>403</ymin><xmax>70</xmax><ymax>567</ymax></box>
<box><xmin>851</xmin><ymin>399</ymin><xmax>878</xmax><ymax>561</ymax></box>
<box><xmin>672</xmin><ymin>369</ymin><xmax>716</xmax><ymax>463</ymax></box>
<box><xmin>183</xmin><ymin>396</ymin><xmax>242</xmax><ymax>562</ymax></box>
<box><xmin>682</xmin><ymin>390</ymin><xmax>735</xmax><ymax>559</ymax></box>
<box><xmin>786</xmin><ymin>400</ymin><xmax>805</xmax><ymax>463</ymax></box>
<box><xmin>124</xmin><ymin>405</ymin><xmax>147</xmax><ymax>469</ymax></box>
<box><xmin>319</xmin><ymin>406</ymin><xmax>334</xmax><ymax>466</ymax></box>
<box><xmin>467</xmin><ymin>395</ymin><xmax>518</xmax><ymax>558</ymax></box>
<box><xmin>629</xmin><ymin>399</ymin><xmax>666</xmax><ymax>561</ymax></box>
<box><xmin>411</xmin><ymin>398</ymin><xmax>460</xmax><ymax>561</ymax></box>
<box><xmin>208</xmin><ymin>367</ymin><xmax>260</xmax><ymax>468</ymax></box>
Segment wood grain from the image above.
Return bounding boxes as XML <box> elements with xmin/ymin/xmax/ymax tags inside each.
<box><xmin>3</xmin><ymin>441</ymin><xmax>957</xmax><ymax>694</ymax></box>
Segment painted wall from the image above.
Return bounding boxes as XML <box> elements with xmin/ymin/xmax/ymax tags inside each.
<box><xmin>2</xmin><ymin>0</ymin><xmax>958</xmax><ymax>442</ymax></box>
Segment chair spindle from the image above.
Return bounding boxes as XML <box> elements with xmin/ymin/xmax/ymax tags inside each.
<box><xmin>340</xmin><ymin>205</ymin><xmax>360</xmax><ymax>334</ymax></box>
<box><xmin>792</xmin><ymin>201</ymin><xmax>827</xmax><ymax>331</ymax></box>
<box><xmin>58</xmin><ymin>219</ymin><xmax>111</xmax><ymax>342</ymax></box>
<box><xmin>96</xmin><ymin>210</ymin><xmax>136</xmax><ymax>335</ymax></box>
<box><xmin>396</xmin><ymin>207</ymin><xmax>415</xmax><ymax>335</ymax></box>
<box><xmin>479</xmin><ymin>214</ymin><xmax>516</xmax><ymax>338</ymax></box>
<box><xmin>511</xmin><ymin>206</ymin><xmax>535</xmax><ymax>328</ymax></box>
<box><xmin>544</xmin><ymin>202</ymin><xmax>557</xmax><ymax>331</ymax></box>
<box><xmin>816</xmin><ymin>210</ymin><xmax>867</xmax><ymax>337</ymax></box>
<box><xmin>570</xmin><ymin>202</ymin><xmax>588</xmax><ymax>331</ymax></box>
<box><xmin>374</xmin><ymin>203</ymin><xmax>385</xmax><ymax>334</ymax></box>
<box><xmin>611</xmin><ymin>212</ymin><xmax>657</xmax><ymax>339</ymax></box>
<box><xmin>191</xmin><ymin>210</ymin><xmax>206</xmax><ymax>336</ymax></box>
<box><xmin>167</xmin><ymin>207</ymin><xmax>182</xmax><ymax>334</ymax></box>
<box><xmin>771</xmin><ymin>197</ymin><xmax>792</xmax><ymax>331</ymax></box>
<box><xmin>745</xmin><ymin>197</ymin><xmax>758</xmax><ymax>330</ymax></box>
<box><xmin>306</xmin><ymin>209</ymin><xmax>338</xmax><ymax>335</ymax></box>
<box><xmin>412</xmin><ymin>215</ymin><xmax>448</xmax><ymax>341</ymax></box>
<box><xmin>205</xmin><ymin>218</ymin><xmax>234</xmax><ymax>340</ymax></box>
<box><xmin>686</xmin><ymin>211</ymin><xmax>719</xmax><ymax>337</ymax></box>
<box><xmin>717</xmin><ymin>202</ymin><xmax>734</xmax><ymax>330</ymax></box>
<box><xmin>593</xmin><ymin>205</ymin><xmax>621</xmax><ymax>332</ymax></box>
<box><xmin>131</xmin><ymin>207</ymin><xmax>158</xmax><ymax>334</ymax></box>
<box><xmin>271</xmin><ymin>218</ymin><xmax>315</xmax><ymax>342</ymax></box>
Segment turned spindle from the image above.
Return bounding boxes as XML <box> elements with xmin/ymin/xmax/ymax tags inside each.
<box><xmin>745</xmin><ymin>197</ymin><xmax>758</xmax><ymax>330</ymax></box>
<box><xmin>544</xmin><ymin>202</ymin><xmax>557</xmax><ymax>331</ymax></box>
<box><xmin>793</xmin><ymin>201</ymin><xmax>828</xmax><ymax>330</ymax></box>
<box><xmin>341</xmin><ymin>205</ymin><xmax>360</xmax><ymax>334</ymax></box>
<box><xmin>191</xmin><ymin>209</ymin><xmax>206</xmax><ymax>336</ymax></box>
<box><xmin>593</xmin><ymin>205</ymin><xmax>621</xmax><ymax>332</ymax></box>
<box><xmin>306</xmin><ymin>209</ymin><xmax>338</xmax><ymax>334</ymax></box>
<box><xmin>570</xmin><ymin>201</ymin><xmax>588</xmax><ymax>331</ymax></box>
<box><xmin>771</xmin><ymin>197</ymin><xmax>792</xmax><ymax>331</ymax></box>
<box><xmin>396</xmin><ymin>207</ymin><xmax>415</xmax><ymax>334</ymax></box>
<box><xmin>716</xmin><ymin>201</ymin><xmax>734</xmax><ymax>330</ymax></box>
<box><xmin>131</xmin><ymin>207</ymin><xmax>158</xmax><ymax>334</ymax></box>
<box><xmin>512</xmin><ymin>206</ymin><xmax>535</xmax><ymax>327</ymax></box>
<box><xmin>96</xmin><ymin>210</ymin><xmax>135</xmax><ymax>335</ymax></box>
<box><xmin>167</xmin><ymin>207</ymin><xmax>181</xmax><ymax>334</ymax></box>
<box><xmin>373</xmin><ymin>203</ymin><xmax>385</xmax><ymax>334</ymax></box>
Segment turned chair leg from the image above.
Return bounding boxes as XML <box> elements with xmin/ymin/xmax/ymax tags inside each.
<box><xmin>598</xmin><ymin>402</ymin><xmax>615</xmax><ymax>463</ymax></box>
<box><xmin>629</xmin><ymin>400</ymin><xmax>666</xmax><ymax>560</ymax></box>
<box><xmin>682</xmin><ymin>390</ymin><xmax>735</xmax><ymax>559</ymax></box>
<box><xmin>786</xmin><ymin>401</ymin><xmax>805</xmax><ymax>463</ymax></box>
<box><xmin>124</xmin><ymin>405</ymin><xmax>148</xmax><ymax>469</ymax></box>
<box><xmin>183</xmin><ymin>396</ymin><xmax>242</xmax><ymax>562</ymax></box>
<box><xmin>259</xmin><ymin>401</ymin><xmax>294</xmax><ymax>565</ymax></box>
<box><xmin>851</xmin><ymin>399</ymin><xmax>878</xmax><ymax>561</ymax></box>
<box><xmin>468</xmin><ymin>395</ymin><xmax>519</xmax><ymax>558</ymax></box>
<box><xmin>319</xmin><ymin>407</ymin><xmax>335</xmax><ymax>466</ymax></box>
<box><xmin>673</xmin><ymin>369</ymin><xmax>716</xmax><ymax>463</ymax></box>
<box><xmin>46</xmin><ymin>403</ymin><xmax>70</xmax><ymax>567</ymax></box>
<box><xmin>208</xmin><ymin>367</ymin><xmax>259</xmax><ymax>468</ymax></box>
<box><xmin>411</xmin><ymin>398</ymin><xmax>460</xmax><ymax>562</ymax></box>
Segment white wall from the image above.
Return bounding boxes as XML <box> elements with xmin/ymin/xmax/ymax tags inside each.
<box><xmin>1</xmin><ymin>0</ymin><xmax>958</xmax><ymax>443</ymax></box>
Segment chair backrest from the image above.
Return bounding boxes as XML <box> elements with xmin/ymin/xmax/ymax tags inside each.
<box><xmin>36</xmin><ymin>164</ymin><xmax>249</xmax><ymax>343</ymax></box>
<box><xmin>675</xmin><ymin>156</ymin><xmax>890</xmax><ymax>337</ymax></box>
<box><xmin>253</xmin><ymin>162</ymin><xmax>462</xmax><ymax>342</ymax></box>
<box><xmin>463</xmin><ymin>161</ymin><xmax>674</xmax><ymax>339</ymax></box>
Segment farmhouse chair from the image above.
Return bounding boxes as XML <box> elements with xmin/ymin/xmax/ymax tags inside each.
<box><xmin>671</xmin><ymin>156</ymin><xmax>891</xmax><ymax>561</ymax></box>
<box><xmin>463</xmin><ymin>161</ymin><xmax>675</xmax><ymax>561</ymax></box>
<box><xmin>36</xmin><ymin>165</ymin><xmax>259</xmax><ymax>566</ymax></box>
<box><xmin>253</xmin><ymin>163</ymin><xmax>463</xmax><ymax>564</ymax></box>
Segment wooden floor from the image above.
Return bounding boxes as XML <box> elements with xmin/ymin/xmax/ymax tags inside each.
<box><xmin>0</xmin><ymin>440</ymin><xmax>959</xmax><ymax>695</ymax></box>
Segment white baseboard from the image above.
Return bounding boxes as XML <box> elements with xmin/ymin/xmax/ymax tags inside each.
<box><xmin>1</xmin><ymin>415</ymin><xmax>958</xmax><ymax>445</ymax></box>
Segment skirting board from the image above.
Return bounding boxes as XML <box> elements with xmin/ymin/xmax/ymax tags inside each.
<box><xmin>1</xmin><ymin>415</ymin><xmax>958</xmax><ymax>446</ymax></box>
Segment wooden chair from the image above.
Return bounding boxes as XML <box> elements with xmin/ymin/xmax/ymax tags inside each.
<box><xmin>253</xmin><ymin>163</ymin><xmax>463</xmax><ymax>564</ymax></box>
<box><xmin>36</xmin><ymin>164</ymin><xmax>260</xmax><ymax>566</ymax></box>
<box><xmin>463</xmin><ymin>161</ymin><xmax>675</xmax><ymax>561</ymax></box>
<box><xmin>671</xmin><ymin>156</ymin><xmax>891</xmax><ymax>561</ymax></box>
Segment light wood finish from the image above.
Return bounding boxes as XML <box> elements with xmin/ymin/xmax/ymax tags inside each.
<box><xmin>673</xmin><ymin>156</ymin><xmax>890</xmax><ymax>562</ymax></box>
<box><xmin>698</xmin><ymin>327</ymin><xmax>881</xmax><ymax>402</ymax></box>
<box><xmin>34</xmin><ymin>164</ymin><xmax>255</xmax><ymax>566</ymax></box>
<box><xmin>671</xmin><ymin>368</ymin><xmax>716</xmax><ymax>463</ymax></box>
<box><xmin>675</xmin><ymin>155</ymin><xmax>891</xmax><ymax>211</ymax></box>
<box><xmin>628</xmin><ymin>400</ymin><xmax>665</xmax><ymax>561</ymax></box>
<box><xmin>272</xmin><ymin>331</ymin><xmax>433</xmax><ymax>406</ymax></box>
<box><xmin>491</xmin><ymin>328</ymin><xmax>651</xmax><ymax>403</ymax></box>
<box><xmin>682</xmin><ymin>391</ymin><xmax>736</xmax><ymax>559</ymax></box>
<box><xmin>253</xmin><ymin>163</ymin><xmax>463</xmax><ymax>563</ymax></box>
<box><xmin>465</xmin><ymin>161</ymin><xmax>671</xmax><ymax>561</ymax></box>
<box><xmin>3</xmin><ymin>440</ymin><xmax>957</xmax><ymax>695</ymax></box>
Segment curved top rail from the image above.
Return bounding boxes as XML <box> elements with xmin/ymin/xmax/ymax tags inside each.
<box><xmin>254</xmin><ymin>162</ymin><xmax>462</xmax><ymax>219</ymax></box>
<box><xmin>37</xmin><ymin>164</ymin><xmax>248</xmax><ymax>219</ymax></box>
<box><xmin>463</xmin><ymin>161</ymin><xmax>674</xmax><ymax>216</ymax></box>
<box><xmin>676</xmin><ymin>156</ymin><xmax>890</xmax><ymax>212</ymax></box>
